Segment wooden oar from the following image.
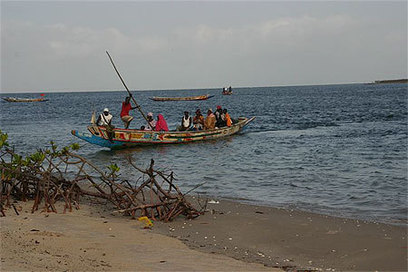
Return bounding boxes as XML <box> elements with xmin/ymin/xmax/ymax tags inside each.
<box><xmin>105</xmin><ymin>51</ymin><xmax>152</xmax><ymax>129</ymax></box>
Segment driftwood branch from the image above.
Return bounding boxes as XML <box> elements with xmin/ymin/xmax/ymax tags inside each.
<box><xmin>1</xmin><ymin>144</ymin><xmax>205</xmax><ymax>222</ymax></box>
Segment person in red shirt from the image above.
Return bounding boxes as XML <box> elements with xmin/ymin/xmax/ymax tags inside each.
<box><xmin>120</xmin><ymin>96</ymin><xmax>136</xmax><ymax>129</ymax></box>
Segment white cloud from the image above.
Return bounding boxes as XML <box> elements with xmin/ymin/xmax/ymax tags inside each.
<box><xmin>1</xmin><ymin>13</ymin><xmax>406</xmax><ymax>92</ymax></box>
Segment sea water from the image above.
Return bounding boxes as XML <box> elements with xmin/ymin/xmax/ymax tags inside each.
<box><xmin>1</xmin><ymin>83</ymin><xmax>407</xmax><ymax>224</ymax></box>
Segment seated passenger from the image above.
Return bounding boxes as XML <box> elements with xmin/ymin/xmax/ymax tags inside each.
<box><xmin>224</xmin><ymin>108</ymin><xmax>232</xmax><ymax>127</ymax></box>
<box><xmin>96</xmin><ymin>108</ymin><xmax>114</xmax><ymax>142</ymax></box>
<box><xmin>214</xmin><ymin>105</ymin><xmax>223</xmax><ymax>128</ymax></box>
<box><xmin>146</xmin><ymin>112</ymin><xmax>156</xmax><ymax>130</ymax></box>
<box><xmin>97</xmin><ymin>108</ymin><xmax>113</xmax><ymax>127</ymax></box>
<box><xmin>204</xmin><ymin>109</ymin><xmax>216</xmax><ymax>130</ymax></box>
<box><xmin>178</xmin><ymin>111</ymin><xmax>192</xmax><ymax>131</ymax></box>
<box><xmin>155</xmin><ymin>114</ymin><xmax>169</xmax><ymax>132</ymax></box>
<box><xmin>193</xmin><ymin>109</ymin><xmax>204</xmax><ymax>130</ymax></box>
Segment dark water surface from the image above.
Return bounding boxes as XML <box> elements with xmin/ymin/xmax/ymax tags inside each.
<box><xmin>1</xmin><ymin>83</ymin><xmax>407</xmax><ymax>224</ymax></box>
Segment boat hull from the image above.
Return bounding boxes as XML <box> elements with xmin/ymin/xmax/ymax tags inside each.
<box><xmin>149</xmin><ymin>94</ymin><xmax>214</xmax><ymax>101</ymax></box>
<box><xmin>72</xmin><ymin>117</ymin><xmax>255</xmax><ymax>149</ymax></box>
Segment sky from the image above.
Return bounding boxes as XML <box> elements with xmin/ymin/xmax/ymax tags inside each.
<box><xmin>1</xmin><ymin>1</ymin><xmax>407</xmax><ymax>93</ymax></box>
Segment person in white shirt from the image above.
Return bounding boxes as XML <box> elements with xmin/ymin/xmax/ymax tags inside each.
<box><xmin>96</xmin><ymin>108</ymin><xmax>114</xmax><ymax>142</ymax></box>
<box><xmin>97</xmin><ymin>108</ymin><xmax>113</xmax><ymax>126</ymax></box>
<box><xmin>178</xmin><ymin>111</ymin><xmax>192</xmax><ymax>131</ymax></box>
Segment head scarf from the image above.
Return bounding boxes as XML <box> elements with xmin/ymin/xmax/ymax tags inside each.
<box><xmin>155</xmin><ymin>114</ymin><xmax>169</xmax><ymax>131</ymax></box>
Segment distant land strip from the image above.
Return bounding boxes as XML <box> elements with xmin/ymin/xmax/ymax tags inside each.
<box><xmin>370</xmin><ymin>79</ymin><xmax>408</xmax><ymax>84</ymax></box>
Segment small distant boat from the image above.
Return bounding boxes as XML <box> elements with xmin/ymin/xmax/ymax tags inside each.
<box><xmin>2</xmin><ymin>97</ymin><xmax>48</xmax><ymax>102</ymax></box>
<box><xmin>150</xmin><ymin>94</ymin><xmax>214</xmax><ymax>101</ymax></box>
<box><xmin>72</xmin><ymin>117</ymin><xmax>255</xmax><ymax>149</ymax></box>
<box><xmin>222</xmin><ymin>86</ymin><xmax>233</xmax><ymax>95</ymax></box>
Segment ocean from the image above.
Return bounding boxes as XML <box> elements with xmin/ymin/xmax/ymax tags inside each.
<box><xmin>1</xmin><ymin>83</ymin><xmax>407</xmax><ymax>225</ymax></box>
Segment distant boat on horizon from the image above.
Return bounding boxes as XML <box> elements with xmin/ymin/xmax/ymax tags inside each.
<box><xmin>222</xmin><ymin>86</ymin><xmax>233</xmax><ymax>95</ymax></box>
<box><xmin>149</xmin><ymin>94</ymin><xmax>213</xmax><ymax>101</ymax></box>
<box><xmin>2</xmin><ymin>94</ymin><xmax>48</xmax><ymax>103</ymax></box>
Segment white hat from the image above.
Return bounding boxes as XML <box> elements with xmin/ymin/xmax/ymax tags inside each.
<box><xmin>147</xmin><ymin>112</ymin><xmax>153</xmax><ymax>117</ymax></box>
<box><xmin>103</xmin><ymin>108</ymin><xmax>109</xmax><ymax>112</ymax></box>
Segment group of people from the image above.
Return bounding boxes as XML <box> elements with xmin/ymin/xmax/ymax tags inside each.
<box><xmin>177</xmin><ymin>106</ymin><xmax>232</xmax><ymax>131</ymax></box>
<box><xmin>96</xmin><ymin>95</ymin><xmax>233</xmax><ymax>133</ymax></box>
<box><xmin>96</xmin><ymin>95</ymin><xmax>169</xmax><ymax>132</ymax></box>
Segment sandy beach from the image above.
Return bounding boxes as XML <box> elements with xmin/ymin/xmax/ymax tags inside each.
<box><xmin>1</xmin><ymin>199</ymin><xmax>279</xmax><ymax>272</ymax></box>
<box><xmin>1</xmin><ymin>198</ymin><xmax>406</xmax><ymax>271</ymax></box>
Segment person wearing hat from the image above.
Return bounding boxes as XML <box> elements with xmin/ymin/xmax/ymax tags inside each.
<box><xmin>120</xmin><ymin>96</ymin><xmax>136</xmax><ymax>129</ymax></box>
<box><xmin>178</xmin><ymin>111</ymin><xmax>193</xmax><ymax>131</ymax></box>
<box><xmin>97</xmin><ymin>108</ymin><xmax>113</xmax><ymax>126</ymax></box>
<box><xmin>193</xmin><ymin>109</ymin><xmax>204</xmax><ymax>130</ymax></box>
<box><xmin>204</xmin><ymin>108</ymin><xmax>216</xmax><ymax>130</ymax></box>
<box><xmin>96</xmin><ymin>108</ymin><xmax>114</xmax><ymax>142</ymax></box>
<box><xmin>146</xmin><ymin>112</ymin><xmax>156</xmax><ymax>130</ymax></box>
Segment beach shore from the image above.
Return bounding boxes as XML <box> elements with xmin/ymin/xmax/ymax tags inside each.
<box><xmin>1</xmin><ymin>198</ymin><xmax>406</xmax><ymax>271</ymax></box>
<box><xmin>154</xmin><ymin>199</ymin><xmax>407</xmax><ymax>271</ymax></box>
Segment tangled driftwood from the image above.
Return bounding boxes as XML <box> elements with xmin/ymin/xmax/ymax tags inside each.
<box><xmin>0</xmin><ymin>131</ymin><xmax>206</xmax><ymax>221</ymax></box>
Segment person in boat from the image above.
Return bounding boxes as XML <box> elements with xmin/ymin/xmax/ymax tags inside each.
<box><xmin>97</xmin><ymin>108</ymin><xmax>113</xmax><ymax>126</ymax></box>
<box><xmin>120</xmin><ymin>96</ymin><xmax>137</xmax><ymax>129</ymax></box>
<box><xmin>204</xmin><ymin>109</ymin><xmax>216</xmax><ymax>130</ymax></box>
<box><xmin>146</xmin><ymin>112</ymin><xmax>156</xmax><ymax>130</ymax></box>
<box><xmin>219</xmin><ymin>109</ymin><xmax>227</xmax><ymax>127</ymax></box>
<box><xmin>155</xmin><ymin>114</ymin><xmax>169</xmax><ymax>132</ymax></box>
<box><xmin>214</xmin><ymin>105</ymin><xmax>224</xmax><ymax>128</ymax></box>
<box><xmin>193</xmin><ymin>109</ymin><xmax>204</xmax><ymax>130</ymax></box>
<box><xmin>96</xmin><ymin>108</ymin><xmax>114</xmax><ymax>142</ymax></box>
<box><xmin>223</xmin><ymin>108</ymin><xmax>232</xmax><ymax>127</ymax></box>
<box><xmin>178</xmin><ymin>111</ymin><xmax>192</xmax><ymax>131</ymax></box>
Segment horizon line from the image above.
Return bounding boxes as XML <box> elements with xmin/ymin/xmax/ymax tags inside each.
<box><xmin>1</xmin><ymin>79</ymin><xmax>406</xmax><ymax>94</ymax></box>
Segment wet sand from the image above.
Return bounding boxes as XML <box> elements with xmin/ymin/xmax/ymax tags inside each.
<box><xmin>153</xmin><ymin>198</ymin><xmax>407</xmax><ymax>271</ymax></box>
<box><xmin>1</xmin><ymin>198</ymin><xmax>406</xmax><ymax>271</ymax></box>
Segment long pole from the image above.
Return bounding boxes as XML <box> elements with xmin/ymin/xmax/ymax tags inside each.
<box><xmin>105</xmin><ymin>51</ymin><xmax>152</xmax><ymax>129</ymax></box>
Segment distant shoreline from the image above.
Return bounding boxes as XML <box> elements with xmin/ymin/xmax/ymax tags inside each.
<box><xmin>369</xmin><ymin>79</ymin><xmax>408</xmax><ymax>84</ymax></box>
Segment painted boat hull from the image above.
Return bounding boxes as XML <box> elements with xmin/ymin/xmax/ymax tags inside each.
<box><xmin>72</xmin><ymin>117</ymin><xmax>255</xmax><ymax>149</ymax></box>
<box><xmin>149</xmin><ymin>94</ymin><xmax>214</xmax><ymax>101</ymax></box>
<box><xmin>2</xmin><ymin>97</ymin><xmax>48</xmax><ymax>102</ymax></box>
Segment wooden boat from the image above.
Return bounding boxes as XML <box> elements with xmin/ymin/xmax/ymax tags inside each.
<box><xmin>2</xmin><ymin>97</ymin><xmax>48</xmax><ymax>102</ymax></box>
<box><xmin>150</xmin><ymin>94</ymin><xmax>214</xmax><ymax>101</ymax></box>
<box><xmin>222</xmin><ymin>87</ymin><xmax>233</xmax><ymax>95</ymax></box>
<box><xmin>72</xmin><ymin>117</ymin><xmax>255</xmax><ymax>149</ymax></box>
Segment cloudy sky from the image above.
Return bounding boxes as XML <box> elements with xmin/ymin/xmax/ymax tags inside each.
<box><xmin>1</xmin><ymin>1</ymin><xmax>407</xmax><ymax>93</ymax></box>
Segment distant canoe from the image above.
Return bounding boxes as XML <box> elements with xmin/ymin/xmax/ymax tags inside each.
<box><xmin>222</xmin><ymin>87</ymin><xmax>233</xmax><ymax>95</ymax></box>
<box><xmin>2</xmin><ymin>97</ymin><xmax>48</xmax><ymax>103</ymax></box>
<box><xmin>149</xmin><ymin>94</ymin><xmax>214</xmax><ymax>101</ymax></box>
<box><xmin>72</xmin><ymin>117</ymin><xmax>255</xmax><ymax>149</ymax></box>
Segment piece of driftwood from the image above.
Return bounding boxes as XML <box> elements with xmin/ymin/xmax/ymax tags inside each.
<box><xmin>0</xmin><ymin>137</ymin><xmax>206</xmax><ymax>221</ymax></box>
